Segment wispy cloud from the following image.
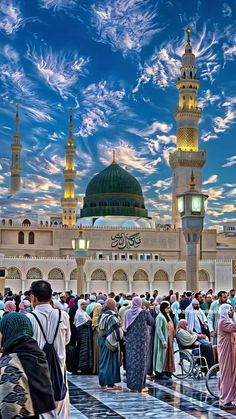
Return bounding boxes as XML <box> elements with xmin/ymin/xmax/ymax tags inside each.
<box><xmin>40</xmin><ymin>0</ymin><xmax>77</xmax><ymax>11</ymax></box>
<box><xmin>222</xmin><ymin>155</ymin><xmax>236</xmax><ymax>168</ymax></box>
<box><xmin>222</xmin><ymin>2</ymin><xmax>232</xmax><ymax>17</ymax></box>
<box><xmin>203</xmin><ymin>186</ymin><xmax>224</xmax><ymax>200</ymax></box>
<box><xmin>27</xmin><ymin>46</ymin><xmax>89</xmax><ymax>98</ymax></box>
<box><xmin>203</xmin><ymin>175</ymin><xmax>218</xmax><ymax>185</ymax></box>
<box><xmin>213</xmin><ymin>109</ymin><xmax>236</xmax><ymax>133</ymax></box>
<box><xmin>76</xmin><ymin>81</ymin><xmax>126</xmax><ymax>137</ymax></box>
<box><xmin>141</xmin><ymin>121</ymin><xmax>172</xmax><ymax>136</ymax></box>
<box><xmin>98</xmin><ymin>139</ymin><xmax>158</xmax><ymax>174</ymax></box>
<box><xmin>91</xmin><ymin>0</ymin><xmax>161</xmax><ymax>56</ymax></box>
<box><xmin>0</xmin><ymin>0</ymin><xmax>24</xmax><ymax>34</ymax></box>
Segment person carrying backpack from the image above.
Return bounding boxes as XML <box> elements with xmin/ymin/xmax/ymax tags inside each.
<box><xmin>27</xmin><ymin>280</ymin><xmax>71</xmax><ymax>419</ymax></box>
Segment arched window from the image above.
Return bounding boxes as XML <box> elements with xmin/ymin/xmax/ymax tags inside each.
<box><xmin>18</xmin><ymin>231</ymin><xmax>24</xmax><ymax>244</ymax></box>
<box><xmin>154</xmin><ymin>270</ymin><xmax>168</xmax><ymax>281</ymax></box>
<box><xmin>112</xmin><ymin>270</ymin><xmax>127</xmax><ymax>281</ymax></box>
<box><xmin>134</xmin><ymin>202</ymin><xmax>140</xmax><ymax>208</ymax></box>
<box><xmin>29</xmin><ymin>231</ymin><xmax>35</xmax><ymax>244</ymax></box>
<box><xmin>48</xmin><ymin>268</ymin><xmax>65</xmax><ymax>280</ymax></box>
<box><xmin>91</xmin><ymin>269</ymin><xmax>107</xmax><ymax>281</ymax></box>
<box><xmin>99</xmin><ymin>201</ymin><xmax>107</xmax><ymax>207</ymax></box>
<box><xmin>174</xmin><ymin>269</ymin><xmax>186</xmax><ymax>281</ymax></box>
<box><xmin>26</xmin><ymin>268</ymin><xmax>43</xmax><ymax>280</ymax></box>
<box><xmin>199</xmin><ymin>269</ymin><xmax>209</xmax><ymax>283</ymax></box>
<box><xmin>7</xmin><ymin>267</ymin><xmax>21</xmax><ymax>279</ymax></box>
<box><xmin>70</xmin><ymin>269</ymin><xmax>77</xmax><ymax>281</ymax></box>
<box><xmin>22</xmin><ymin>219</ymin><xmax>31</xmax><ymax>226</ymax></box>
<box><xmin>133</xmin><ymin>269</ymin><xmax>148</xmax><ymax>281</ymax></box>
<box><xmin>9</xmin><ymin>219</ymin><xmax>12</xmax><ymax>226</ymax></box>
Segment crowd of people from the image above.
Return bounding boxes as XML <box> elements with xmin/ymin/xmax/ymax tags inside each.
<box><xmin>1</xmin><ymin>283</ymin><xmax>236</xmax><ymax>417</ymax></box>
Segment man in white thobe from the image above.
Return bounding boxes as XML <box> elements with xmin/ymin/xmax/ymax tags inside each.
<box><xmin>27</xmin><ymin>280</ymin><xmax>71</xmax><ymax>419</ymax></box>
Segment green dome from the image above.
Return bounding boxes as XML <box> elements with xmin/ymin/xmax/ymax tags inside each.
<box><xmin>81</xmin><ymin>162</ymin><xmax>148</xmax><ymax>219</ymax></box>
<box><xmin>85</xmin><ymin>163</ymin><xmax>143</xmax><ymax>196</ymax></box>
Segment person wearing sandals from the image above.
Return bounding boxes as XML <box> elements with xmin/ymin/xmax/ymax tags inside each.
<box><xmin>123</xmin><ymin>297</ymin><xmax>154</xmax><ymax>392</ymax></box>
<box><xmin>98</xmin><ymin>298</ymin><xmax>123</xmax><ymax>390</ymax></box>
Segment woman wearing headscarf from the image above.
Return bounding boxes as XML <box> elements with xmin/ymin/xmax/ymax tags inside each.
<box><xmin>153</xmin><ymin>301</ymin><xmax>175</xmax><ymax>380</ymax></box>
<box><xmin>176</xmin><ymin>319</ymin><xmax>214</xmax><ymax>371</ymax></box>
<box><xmin>0</xmin><ymin>312</ymin><xmax>55</xmax><ymax>419</ymax></box>
<box><xmin>217</xmin><ymin>303</ymin><xmax>236</xmax><ymax>409</ymax></box>
<box><xmin>92</xmin><ymin>300</ymin><xmax>104</xmax><ymax>374</ymax></box>
<box><xmin>19</xmin><ymin>299</ymin><xmax>31</xmax><ymax>314</ymax></box>
<box><xmin>123</xmin><ymin>297</ymin><xmax>154</xmax><ymax>392</ymax></box>
<box><xmin>3</xmin><ymin>300</ymin><xmax>16</xmax><ymax>316</ymax></box>
<box><xmin>98</xmin><ymin>298</ymin><xmax>123</xmax><ymax>390</ymax></box>
<box><xmin>73</xmin><ymin>299</ymin><xmax>93</xmax><ymax>374</ymax></box>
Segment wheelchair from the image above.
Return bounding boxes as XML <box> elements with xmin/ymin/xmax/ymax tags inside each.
<box><xmin>173</xmin><ymin>338</ymin><xmax>209</xmax><ymax>380</ymax></box>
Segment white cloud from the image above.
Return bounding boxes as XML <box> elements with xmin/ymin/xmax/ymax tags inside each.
<box><xmin>201</xmin><ymin>131</ymin><xmax>218</xmax><ymax>142</ymax></box>
<box><xmin>142</xmin><ymin>121</ymin><xmax>172</xmax><ymax>136</ymax></box>
<box><xmin>24</xmin><ymin>175</ymin><xmax>61</xmax><ymax>192</ymax></box>
<box><xmin>228</xmin><ymin>188</ymin><xmax>236</xmax><ymax>197</ymax></box>
<box><xmin>222</xmin><ymin>3</ymin><xmax>232</xmax><ymax>17</ymax></box>
<box><xmin>153</xmin><ymin>177</ymin><xmax>172</xmax><ymax>190</ymax></box>
<box><xmin>147</xmin><ymin>135</ymin><xmax>176</xmax><ymax>154</ymax></box>
<box><xmin>222</xmin><ymin>204</ymin><xmax>236</xmax><ymax>213</ymax></box>
<box><xmin>203</xmin><ymin>175</ymin><xmax>218</xmax><ymax>185</ymax></box>
<box><xmin>40</xmin><ymin>0</ymin><xmax>77</xmax><ymax>11</ymax></box>
<box><xmin>203</xmin><ymin>187</ymin><xmax>224</xmax><ymax>200</ymax></box>
<box><xmin>91</xmin><ymin>0</ymin><xmax>162</xmax><ymax>56</ymax></box>
<box><xmin>222</xmin><ymin>156</ymin><xmax>236</xmax><ymax>168</ymax></box>
<box><xmin>98</xmin><ymin>140</ymin><xmax>158</xmax><ymax>174</ymax></box>
<box><xmin>0</xmin><ymin>1</ymin><xmax>23</xmax><ymax>34</ymax></box>
<box><xmin>27</xmin><ymin>46</ymin><xmax>89</xmax><ymax>98</ymax></box>
<box><xmin>77</xmin><ymin>81</ymin><xmax>126</xmax><ymax>137</ymax></box>
<box><xmin>213</xmin><ymin>109</ymin><xmax>236</xmax><ymax>134</ymax></box>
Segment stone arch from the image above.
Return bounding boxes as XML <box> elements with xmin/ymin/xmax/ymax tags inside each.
<box><xmin>18</xmin><ymin>231</ymin><xmax>24</xmax><ymax>244</ymax></box>
<box><xmin>199</xmin><ymin>269</ymin><xmax>210</xmax><ymax>282</ymax></box>
<box><xmin>26</xmin><ymin>267</ymin><xmax>43</xmax><ymax>280</ymax></box>
<box><xmin>133</xmin><ymin>269</ymin><xmax>148</xmax><ymax>281</ymax></box>
<box><xmin>91</xmin><ymin>269</ymin><xmax>107</xmax><ymax>281</ymax></box>
<box><xmin>7</xmin><ymin>267</ymin><xmax>21</xmax><ymax>279</ymax></box>
<box><xmin>154</xmin><ymin>269</ymin><xmax>168</xmax><ymax>281</ymax></box>
<box><xmin>174</xmin><ymin>269</ymin><xmax>186</xmax><ymax>281</ymax></box>
<box><xmin>29</xmin><ymin>231</ymin><xmax>35</xmax><ymax>244</ymax></box>
<box><xmin>112</xmin><ymin>270</ymin><xmax>127</xmax><ymax>281</ymax></box>
<box><xmin>48</xmin><ymin>268</ymin><xmax>65</xmax><ymax>280</ymax></box>
<box><xmin>22</xmin><ymin>219</ymin><xmax>31</xmax><ymax>226</ymax></box>
<box><xmin>70</xmin><ymin>269</ymin><xmax>77</xmax><ymax>282</ymax></box>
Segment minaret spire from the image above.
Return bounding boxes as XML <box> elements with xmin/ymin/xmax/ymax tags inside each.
<box><xmin>169</xmin><ymin>28</ymin><xmax>206</xmax><ymax>227</ymax></box>
<box><xmin>61</xmin><ymin>108</ymin><xmax>78</xmax><ymax>226</ymax></box>
<box><xmin>10</xmin><ymin>104</ymin><xmax>22</xmax><ymax>195</ymax></box>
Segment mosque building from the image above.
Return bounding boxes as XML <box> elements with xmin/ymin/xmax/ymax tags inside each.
<box><xmin>0</xmin><ymin>29</ymin><xmax>236</xmax><ymax>295</ymax></box>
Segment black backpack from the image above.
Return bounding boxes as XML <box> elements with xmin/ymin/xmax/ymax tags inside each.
<box><xmin>31</xmin><ymin>310</ymin><xmax>67</xmax><ymax>402</ymax></box>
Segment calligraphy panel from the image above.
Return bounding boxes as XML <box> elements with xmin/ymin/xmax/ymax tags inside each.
<box><xmin>111</xmin><ymin>232</ymin><xmax>141</xmax><ymax>250</ymax></box>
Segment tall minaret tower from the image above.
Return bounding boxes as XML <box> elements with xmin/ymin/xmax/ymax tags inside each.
<box><xmin>10</xmin><ymin>104</ymin><xmax>22</xmax><ymax>195</ymax></box>
<box><xmin>61</xmin><ymin>108</ymin><xmax>77</xmax><ymax>226</ymax></box>
<box><xmin>169</xmin><ymin>28</ymin><xmax>206</xmax><ymax>227</ymax></box>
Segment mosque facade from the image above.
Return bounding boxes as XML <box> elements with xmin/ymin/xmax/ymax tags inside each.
<box><xmin>0</xmin><ymin>29</ymin><xmax>236</xmax><ymax>295</ymax></box>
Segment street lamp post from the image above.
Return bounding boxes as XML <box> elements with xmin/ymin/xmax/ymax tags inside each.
<box><xmin>177</xmin><ymin>172</ymin><xmax>208</xmax><ymax>292</ymax></box>
<box><xmin>72</xmin><ymin>226</ymin><xmax>90</xmax><ymax>296</ymax></box>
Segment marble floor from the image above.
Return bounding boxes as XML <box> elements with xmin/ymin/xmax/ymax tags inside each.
<box><xmin>68</xmin><ymin>373</ymin><xmax>236</xmax><ymax>419</ymax></box>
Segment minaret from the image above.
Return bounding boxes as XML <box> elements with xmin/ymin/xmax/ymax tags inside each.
<box><xmin>10</xmin><ymin>104</ymin><xmax>22</xmax><ymax>195</ymax></box>
<box><xmin>169</xmin><ymin>27</ymin><xmax>206</xmax><ymax>228</ymax></box>
<box><xmin>61</xmin><ymin>108</ymin><xmax>77</xmax><ymax>226</ymax></box>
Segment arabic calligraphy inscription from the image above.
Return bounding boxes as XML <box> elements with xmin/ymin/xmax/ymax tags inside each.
<box><xmin>111</xmin><ymin>232</ymin><xmax>141</xmax><ymax>249</ymax></box>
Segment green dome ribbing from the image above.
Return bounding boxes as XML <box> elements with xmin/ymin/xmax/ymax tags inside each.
<box><xmin>85</xmin><ymin>163</ymin><xmax>143</xmax><ymax>197</ymax></box>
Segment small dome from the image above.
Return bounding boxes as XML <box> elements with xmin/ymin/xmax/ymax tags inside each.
<box><xmin>122</xmin><ymin>220</ymin><xmax>139</xmax><ymax>228</ymax></box>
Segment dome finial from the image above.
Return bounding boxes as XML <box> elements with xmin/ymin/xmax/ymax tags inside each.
<box><xmin>186</xmin><ymin>27</ymin><xmax>191</xmax><ymax>45</ymax></box>
<box><xmin>112</xmin><ymin>149</ymin><xmax>116</xmax><ymax>164</ymax></box>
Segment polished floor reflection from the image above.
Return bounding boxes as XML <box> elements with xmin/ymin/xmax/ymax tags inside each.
<box><xmin>69</xmin><ymin>374</ymin><xmax>236</xmax><ymax>418</ymax></box>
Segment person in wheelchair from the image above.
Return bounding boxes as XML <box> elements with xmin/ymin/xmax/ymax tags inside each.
<box><xmin>176</xmin><ymin>319</ymin><xmax>215</xmax><ymax>372</ymax></box>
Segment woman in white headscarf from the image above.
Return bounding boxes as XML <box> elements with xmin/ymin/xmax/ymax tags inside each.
<box><xmin>186</xmin><ymin>298</ymin><xmax>210</xmax><ymax>338</ymax></box>
<box><xmin>218</xmin><ymin>303</ymin><xmax>236</xmax><ymax>409</ymax></box>
<box><xmin>73</xmin><ymin>299</ymin><xmax>93</xmax><ymax>374</ymax></box>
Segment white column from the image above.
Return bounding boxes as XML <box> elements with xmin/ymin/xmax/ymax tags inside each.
<box><xmin>149</xmin><ymin>281</ymin><xmax>153</xmax><ymax>295</ymax></box>
<box><xmin>86</xmin><ymin>281</ymin><xmax>90</xmax><ymax>294</ymax></box>
<box><xmin>107</xmin><ymin>281</ymin><xmax>111</xmax><ymax>294</ymax></box>
<box><xmin>128</xmin><ymin>281</ymin><xmax>132</xmax><ymax>294</ymax></box>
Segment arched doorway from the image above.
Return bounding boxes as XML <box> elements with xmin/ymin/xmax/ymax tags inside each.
<box><xmin>199</xmin><ymin>269</ymin><xmax>210</xmax><ymax>291</ymax></box>
<box><xmin>26</xmin><ymin>267</ymin><xmax>43</xmax><ymax>289</ymax></box>
<box><xmin>112</xmin><ymin>269</ymin><xmax>128</xmax><ymax>294</ymax></box>
<box><xmin>153</xmin><ymin>269</ymin><xmax>169</xmax><ymax>295</ymax></box>
<box><xmin>6</xmin><ymin>267</ymin><xmax>22</xmax><ymax>292</ymax></box>
<box><xmin>133</xmin><ymin>269</ymin><xmax>148</xmax><ymax>295</ymax></box>
<box><xmin>174</xmin><ymin>269</ymin><xmax>186</xmax><ymax>293</ymax></box>
<box><xmin>48</xmin><ymin>268</ymin><xmax>65</xmax><ymax>292</ymax></box>
<box><xmin>90</xmin><ymin>269</ymin><xmax>107</xmax><ymax>293</ymax></box>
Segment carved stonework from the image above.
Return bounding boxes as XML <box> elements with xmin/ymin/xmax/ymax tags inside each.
<box><xmin>48</xmin><ymin>268</ymin><xmax>64</xmax><ymax>280</ymax></box>
<box><xmin>91</xmin><ymin>269</ymin><xmax>106</xmax><ymax>281</ymax></box>
<box><xmin>26</xmin><ymin>268</ymin><xmax>42</xmax><ymax>279</ymax></box>
<box><xmin>233</xmin><ymin>260</ymin><xmax>236</xmax><ymax>275</ymax></box>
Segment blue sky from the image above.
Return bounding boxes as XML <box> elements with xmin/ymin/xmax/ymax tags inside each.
<box><xmin>0</xmin><ymin>0</ymin><xmax>235</xmax><ymax>229</ymax></box>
